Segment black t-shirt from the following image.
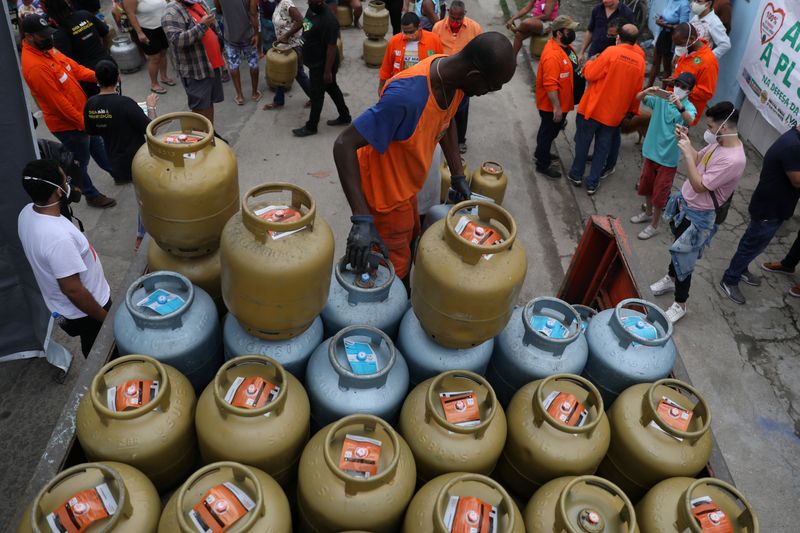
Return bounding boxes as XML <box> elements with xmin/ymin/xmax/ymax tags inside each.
<box><xmin>563</xmin><ymin>45</ymin><xmax>586</xmax><ymax>105</ymax></box>
<box><xmin>84</xmin><ymin>94</ymin><xmax>150</xmax><ymax>181</ymax></box>
<box><xmin>748</xmin><ymin>127</ymin><xmax>800</xmax><ymax>221</ymax></box>
<box><xmin>301</xmin><ymin>6</ymin><xmax>339</xmax><ymax>69</ymax></box>
<box><xmin>53</xmin><ymin>10</ymin><xmax>110</xmax><ymax>69</ymax></box>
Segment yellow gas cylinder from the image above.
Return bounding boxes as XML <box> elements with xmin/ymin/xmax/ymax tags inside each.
<box><xmin>337</xmin><ymin>5</ymin><xmax>353</xmax><ymax>27</ymax></box>
<box><xmin>363</xmin><ymin>37</ymin><xmax>388</xmax><ymax>67</ymax></box>
<box><xmin>403</xmin><ymin>472</ymin><xmax>525</xmax><ymax>533</ymax></box>
<box><xmin>297</xmin><ymin>414</ymin><xmax>417</xmax><ymax>532</ymax></box>
<box><xmin>412</xmin><ymin>200</ymin><xmax>527</xmax><ymax>348</ymax></box>
<box><xmin>524</xmin><ymin>476</ymin><xmax>638</xmax><ymax>532</ymax></box>
<box><xmin>471</xmin><ymin>161</ymin><xmax>508</xmax><ymax>205</ymax></box>
<box><xmin>147</xmin><ymin>240</ymin><xmax>221</xmax><ymax>307</ymax></box>
<box><xmin>132</xmin><ymin>112</ymin><xmax>239</xmax><ymax>257</ymax></box>
<box><xmin>266</xmin><ymin>42</ymin><xmax>297</xmax><ymax>88</ymax></box>
<box><xmin>17</xmin><ymin>462</ymin><xmax>160</xmax><ymax>533</ymax></box>
<box><xmin>597</xmin><ymin>379</ymin><xmax>713</xmax><ymax>501</ymax></box>
<box><xmin>529</xmin><ymin>34</ymin><xmax>549</xmax><ymax>58</ymax></box>
<box><xmin>439</xmin><ymin>157</ymin><xmax>471</xmax><ymax>203</ymax></box>
<box><xmin>220</xmin><ymin>183</ymin><xmax>334</xmax><ymax>340</ymax></box>
<box><xmin>195</xmin><ymin>356</ymin><xmax>310</xmax><ymax>487</ymax></box>
<box><xmin>158</xmin><ymin>462</ymin><xmax>291</xmax><ymax>532</ymax></box>
<box><xmin>75</xmin><ymin>355</ymin><xmax>198</xmax><ymax>492</ymax></box>
<box><xmin>637</xmin><ymin>477</ymin><xmax>759</xmax><ymax>533</ymax></box>
<box><xmin>496</xmin><ymin>374</ymin><xmax>610</xmax><ymax>500</ymax></box>
<box><xmin>398</xmin><ymin>370</ymin><xmax>507</xmax><ymax>482</ymax></box>
<box><xmin>363</xmin><ymin>1</ymin><xmax>389</xmax><ymax>38</ymax></box>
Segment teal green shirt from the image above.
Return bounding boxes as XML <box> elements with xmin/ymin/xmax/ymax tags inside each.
<box><xmin>642</xmin><ymin>95</ymin><xmax>696</xmax><ymax>168</ymax></box>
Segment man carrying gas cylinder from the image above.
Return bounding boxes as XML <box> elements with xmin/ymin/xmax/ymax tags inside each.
<box><xmin>333</xmin><ymin>32</ymin><xmax>516</xmax><ymax>286</ymax></box>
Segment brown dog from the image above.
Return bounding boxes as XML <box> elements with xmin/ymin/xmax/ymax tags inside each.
<box><xmin>620</xmin><ymin>109</ymin><xmax>652</xmax><ymax>144</ymax></box>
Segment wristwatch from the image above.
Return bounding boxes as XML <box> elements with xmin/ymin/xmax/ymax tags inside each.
<box><xmin>677</xmin><ymin>106</ymin><xmax>686</xmax><ymax>113</ymax></box>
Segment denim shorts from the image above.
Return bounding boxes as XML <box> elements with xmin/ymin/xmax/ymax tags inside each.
<box><xmin>225</xmin><ymin>42</ymin><xmax>260</xmax><ymax>70</ymax></box>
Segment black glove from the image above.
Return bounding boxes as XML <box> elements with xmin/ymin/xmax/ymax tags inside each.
<box><xmin>346</xmin><ymin>215</ymin><xmax>389</xmax><ymax>272</ymax></box>
<box><xmin>448</xmin><ymin>174</ymin><xmax>471</xmax><ymax>203</ymax></box>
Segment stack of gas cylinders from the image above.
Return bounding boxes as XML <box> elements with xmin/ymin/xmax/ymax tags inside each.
<box><xmin>362</xmin><ymin>1</ymin><xmax>389</xmax><ymax>67</ymax></box>
<box><xmin>17</xmin><ymin>136</ymin><xmax>760</xmax><ymax>531</ymax></box>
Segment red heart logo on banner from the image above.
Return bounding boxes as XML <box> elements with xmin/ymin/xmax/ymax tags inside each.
<box><xmin>761</xmin><ymin>2</ymin><xmax>786</xmax><ymax>44</ymax></box>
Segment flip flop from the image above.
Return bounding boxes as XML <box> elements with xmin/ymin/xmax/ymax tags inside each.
<box><xmin>263</xmin><ymin>102</ymin><xmax>283</xmax><ymax>110</ymax></box>
<box><xmin>252</xmin><ymin>91</ymin><xmax>263</xmax><ymax>103</ymax></box>
<box><xmin>150</xmin><ymin>86</ymin><xmax>167</xmax><ymax>94</ymax></box>
<box><xmin>160</xmin><ymin>78</ymin><xmax>177</xmax><ymax>86</ymax></box>
<box><xmin>234</xmin><ymin>95</ymin><xmax>245</xmax><ymax>106</ymax></box>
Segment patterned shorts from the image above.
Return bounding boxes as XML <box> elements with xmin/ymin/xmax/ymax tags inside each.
<box><xmin>225</xmin><ymin>42</ymin><xmax>259</xmax><ymax>70</ymax></box>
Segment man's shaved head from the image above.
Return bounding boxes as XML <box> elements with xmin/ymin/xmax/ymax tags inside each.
<box><xmin>619</xmin><ymin>23</ymin><xmax>638</xmax><ymax>44</ymax></box>
<box><xmin>456</xmin><ymin>32</ymin><xmax>516</xmax><ymax>96</ymax></box>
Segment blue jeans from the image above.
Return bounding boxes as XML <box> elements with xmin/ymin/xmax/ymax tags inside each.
<box><xmin>605</xmin><ymin>127</ymin><xmax>621</xmax><ymax>171</ymax></box>
<box><xmin>274</xmin><ymin>48</ymin><xmax>312</xmax><ymax>105</ymax></box>
<box><xmin>722</xmin><ymin>219</ymin><xmax>783</xmax><ymax>285</ymax></box>
<box><xmin>569</xmin><ymin>114</ymin><xmax>614</xmax><ymax>187</ymax></box>
<box><xmin>52</xmin><ymin>131</ymin><xmax>114</xmax><ymax>198</ymax></box>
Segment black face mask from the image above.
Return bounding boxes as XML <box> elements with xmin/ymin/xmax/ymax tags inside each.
<box><xmin>560</xmin><ymin>29</ymin><xmax>576</xmax><ymax>45</ymax></box>
<box><xmin>310</xmin><ymin>2</ymin><xmax>324</xmax><ymax>13</ymax></box>
<box><xmin>34</xmin><ymin>36</ymin><xmax>55</xmax><ymax>51</ymax></box>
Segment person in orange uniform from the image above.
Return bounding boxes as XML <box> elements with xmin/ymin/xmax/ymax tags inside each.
<box><xmin>670</xmin><ymin>22</ymin><xmax>718</xmax><ymax>126</ymax></box>
<box><xmin>20</xmin><ymin>14</ymin><xmax>116</xmax><ymax>208</ymax></box>
<box><xmin>534</xmin><ymin>16</ymin><xmax>579</xmax><ymax>179</ymax></box>
<box><xmin>567</xmin><ymin>23</ymin><xmax>645</xmax><ymax>195</ymax></box>
<box><xmin>431</xmin><ymin>0</ymin><xmax>481</xmax><ymax>153</ymax></box>
<box><xmin>379</xmin><ymin>12</ymin><xmax>443</xmax><ymax>93</ymax></box>
<box><xmin>333</xmin><ymin>32</ymin><xmax>516</xmax><ymax>284</ymax></box>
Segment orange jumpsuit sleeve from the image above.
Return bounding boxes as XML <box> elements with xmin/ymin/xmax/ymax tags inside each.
<box><xmin>431</xmin><ymin>33</ymin><xmax>443</xmax><ymax>54</ymax></box>
<box><xmin>27</xmin><ymin>64</ymin><xmax>86</xmax><ymax>131</ymax></box>
<box><xmin>379</xmin><ymin>38</ymin><xmax>397</xmax><ymax>81</ymax></box>
<box><xmin>692</xmin><ymin>66</ymin><xmax>717</xmax><ymax>108</ymax></box>
<box><xmin>582</xmin><ymin>50</ymin><xmax>610</xmax><ymax>83</ymax></box>
<box><xmin>540</xmin><ymin>54</ymin><xmax>561</xmax><ymax>94</ymax></box>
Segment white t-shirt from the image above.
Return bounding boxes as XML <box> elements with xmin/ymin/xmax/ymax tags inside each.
<box><xmin>18</xmin><ymin>204</ymin><xmax>110</xmax><ymax>319</ymax></box>
<box><xmin>273</xmin><ymin>0</ymin><xmax>302</xmax><ymax>48</ymax></box>
<box><xmin>404</xmin><ymin>40</ymin><xmax>420</xmax><ymax>70</ymax></box>
<box><xmin>135</xmin><ymin>0</ymin><xmax>168</xmax><ymax>30</ymax></box>
<box><xmin>690</xmin><ymin>10</ymin><xmax>730</xmax><ymax>59</ymax></box>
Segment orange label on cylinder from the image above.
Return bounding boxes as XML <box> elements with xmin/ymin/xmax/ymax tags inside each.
<box><xmin>257</xmin><ymin>206</ymin><xmax>301</xmax><ymax>224</ymax></box>
<box><xmin>46</xmin><ymin>484</ymin><xmax>117</xmax><ymax>533</ymax></box>
<box><xmin>444</xmin><ymin>495</ymin><xmax>497</xmax><ymax>533</ymax></box>
<box><xmin>691</xmin><ymin>497</ymin><xmax>733</xmax><ymax>533</ymax></box>
<box><xmin>543</xmin><ymin>391</ymin><xmax>588</xmax><ymax>427</ymax></box>
<box><xmin>339</xmin><ymin>434</ymin><xmax>381</xmax><ymax>478</ymax></box>
<box><xmin>656</xmin><ymin>396</ymin><xmax>693</xmax><ymax>432</ymax></box>
<box><xmin>225</xmin><ymin>376</ymin><xmax>279</xmax><ymax>409</ymax></box>
<box><xmin>188</xmin><ymin>483</ymin><xmax>255</xmax><ymax>533</ymax></box>
<box><xmin>163</xmin><ymin>133</ymin><xmax>202</xmax><ymax>145</ymax></box>
<box><xmin>440</xmin><ymin>390</ymin><xmax>481</xmax><ymax>427</ymax></box>
<box><xmin>455</xmin><ymin>218</ymin><xmax>503</xmax><ymax>247</ymax></box>
<box><xmin>107</xmin><ymin>380</ymin><xmax>158</xmax><ymax>412</ymax></box>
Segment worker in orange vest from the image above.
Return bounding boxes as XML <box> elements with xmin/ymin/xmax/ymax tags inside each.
<box><xmin>378</xmin><ymin>12</ymin><xmax>443</xmax><ymax>93</ymax></box>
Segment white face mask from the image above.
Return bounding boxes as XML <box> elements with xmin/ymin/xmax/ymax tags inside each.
<box><xmin>703</xmin><ymin>129</ymin><xmax>717</xmax><ymax>145</ymax></box>
<box><xmin>704</xmin><ymin>109</ymin><xmax>737</xmax><ymax>144</ymax></box>
<box><xmin>691</xmin><ymin>2</ymin><xmax>708</xmax><ymax>15</ymax></box>
<box><xmin>674</xmin><ymin>87</ymin><xmax>689</xmax><ymax>101</ymax></box>
<box><xmin>674</xmin><ymin>46</ymin><xmax>688</xmax><ymax>57</ymax></box>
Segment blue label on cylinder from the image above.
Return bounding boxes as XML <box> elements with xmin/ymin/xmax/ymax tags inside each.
<box><xmin>531</xmin><ymin>315</ymin><xmax>568</xmax><ymax>339</ymax></box>
<box><xmin>344</xmin><ymin>338</ymin><xmax>379</xmax><ymax>375</ymax></box>
<box><xmin>137</xmin><ymin>288</ymin><xmax>185</xmax><ymax>316</ymax></box>
<box><xmin>621</xmin><ymin>316</ymin><xmax>658</xmax><ymax>340</ymax></box>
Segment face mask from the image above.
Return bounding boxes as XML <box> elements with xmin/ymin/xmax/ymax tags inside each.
<box><xmin>34</xmin><ymin>36</ymin><xmax>54</xmax><ymax>51</ymax></box>
<box><xmin>674</xmin><ymin>87</ymin><xmax>688</xmax><ymax>100</ymax></box>
<box><xmin>448</xmin><ymin>19</ymin><xmax>463</xmax><ymax>33</ymax></box>
<box><xmin>691</xmin><ymin>2</ymin><xmax>707</xmax><ymax>15</ymax></box>
<box><xmin>561</xmin><ymin>29</ymin><xmax>576</xmax><ymax>45</ymax></box>
<box><xmin>705</xmin><ymin>108</ymin><xmax>737</xmax><ymax>144</ymax></box>
<box><xmin>403</xmin><ymin>30</ymin><xmax>419</xmax><ymax>41</ymax></box>
<box><xmin>602</xmin><ymin>0</ymin><xmax>615</xmax><ymax>6</ymax></box>
<box><xmin>310</xmin><ymin>2</ymin><xmax>324</xmax><ymax>13</ymax></box>
<box><xmin>703</xmin><ymin>129</ymin><xmax>717</xmax><ymax>145</ymax></box>
<box><xmin>674</xmin><ymin>46</ymin><xmax>688</xmax><ymax>56</ymax></box>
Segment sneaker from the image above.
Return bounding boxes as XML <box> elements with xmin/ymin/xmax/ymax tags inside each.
<box><xmin>718</xmin><ymin>279</ymin><xmax>746</xmax><ymax>305</ymax></box>
<box><xmin>650</xmin><ymin>275</ymin><xmax>675</xmax><ymax>296</ymax></box>
<box><xmin>665</xmin><ymin>302</ymin><xmax>687</xmax><ymax>323</ymax></box>
<box><xmin>458</xmin><ymin>142</ymin><xmax>468</xmax><ymax>154</ymax></box>
<box><xmin>790</xmin><ymin>285</ymin><xmax>800</xmax><ymax>298</ymax></box>
<box><xmin>326</xmin><ymin>116</ymin><xmax>351</xmax><ymax>126</ymax></box>
<box><xmin>740</xmin><ymin>270</ymin><xmax>763</xmax><ymax>287</ymax></box>
<box><xmin>536</xmin><ymin>164</ymin><xmax>562</xmax><ymax>179</ymax></box>
<box><xmin>600</xmin><ymin>166</ymin><xmax>615</xmax><ymax>180</ymax></box>
<box><xmin>86</xmin><ymin>194</ymin><xmax>116</xmax><ymax>208</ymax></box>
<box><xmin>761</xmin><ymin>261</ymin><xmax>795</xmax><ymax>275</ymax></box>
<box><xmin>586</xmin><ymin>183</ymin><xmax>598</xmax><ymax>195</ymax></box>
<box><xmin>292</xmin><ymin>126</ymin><xmax>318</xmax><ymax>137</ymax></box>
<box><xmin>630</xmin><ymin>211</ymin><xmax>652</xmax><ymax>224</ymax></box>
<box><xmin>638</xmin><ymin>224</ymin><xmax>659</xmax><ymax>239</ymax></box>
<box><xmin>567</xmin><ymin>175</ymin><xmax>583</xmax><ymax>187</ymax></box>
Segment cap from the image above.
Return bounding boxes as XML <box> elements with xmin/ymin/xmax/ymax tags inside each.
<box><xmin>551</xmin><ymin>15</ymin><xmax>579</xmax><ymax>32</ymax></box>
<box><xmin>21</xmin><ymin>14</ymin><xmax>57</xmax><ymax>37</ymax></box>
<box><xmin>676</xmin><ymin>71</ymin><xmax>697</xmax><ymax>89</ymax></box>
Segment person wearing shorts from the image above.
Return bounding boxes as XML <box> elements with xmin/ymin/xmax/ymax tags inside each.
<box><xmin>124</xmin><ymin>0</ymin><xmax>175</xmax><ymax>93</ymax></box>
<box><xmin>216</xmin><ymin>0</ymin><xmax>261</xmax><ymax>104</ymax></box>
<box><xmin>163</xmin><ymin>0</ymin><xmax>226</xmax><ymax>124</ymax></box>
<box><xmin>630</xmin><ymin>72</ymin><xmax>697</xmax><ymax>239</ymax></box>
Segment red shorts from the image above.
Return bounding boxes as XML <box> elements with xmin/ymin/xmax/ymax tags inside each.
<box><xmin>637</xmin><ymin>158</ymin><xmax>677</xmax><ymax>209</ymax></box>
<box><xmin>371</xmin><ymin>197</ymin><xmax>420</xmax><ymax>279</ymax></box>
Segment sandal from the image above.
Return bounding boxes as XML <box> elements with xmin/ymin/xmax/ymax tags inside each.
<box><xmin>160</xmin><ymin>78</ymin><xmax>176</xmax><ymax>86</ymax></box>
<box><xmin>150</xmin><ymin>86</ymin><xmax>167</xmax><ymax>94</ymax></box>
<box><xmin>234</xmin><ymin>95</ymin><xmax>245</xmax><ymax>106</ymax></box>
<box><xmin>252</xmin><ymin>91</ymin><xmax>263</xmax><ymax>103</ymax></box>
<box><xmin>263</xmin><ymin>102</ymin><xmax>284</xmax><ymax>110</ymax></box>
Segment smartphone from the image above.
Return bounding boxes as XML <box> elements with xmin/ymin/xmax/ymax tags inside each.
<box><xmin>651</xmin><ymin>88</ymin><xmax>674</xmax><ymax>100</ymax></box>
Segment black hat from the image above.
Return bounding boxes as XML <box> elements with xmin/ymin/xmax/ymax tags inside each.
<box><xmin>676</xmin><ymin>72</ymin><xmax>697</xmax><ymax>89</ymax></box>
<box><xmin>21</xmin><ymin>14</ymin><xmax>57</xmax><ymax>38</ymax></box>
